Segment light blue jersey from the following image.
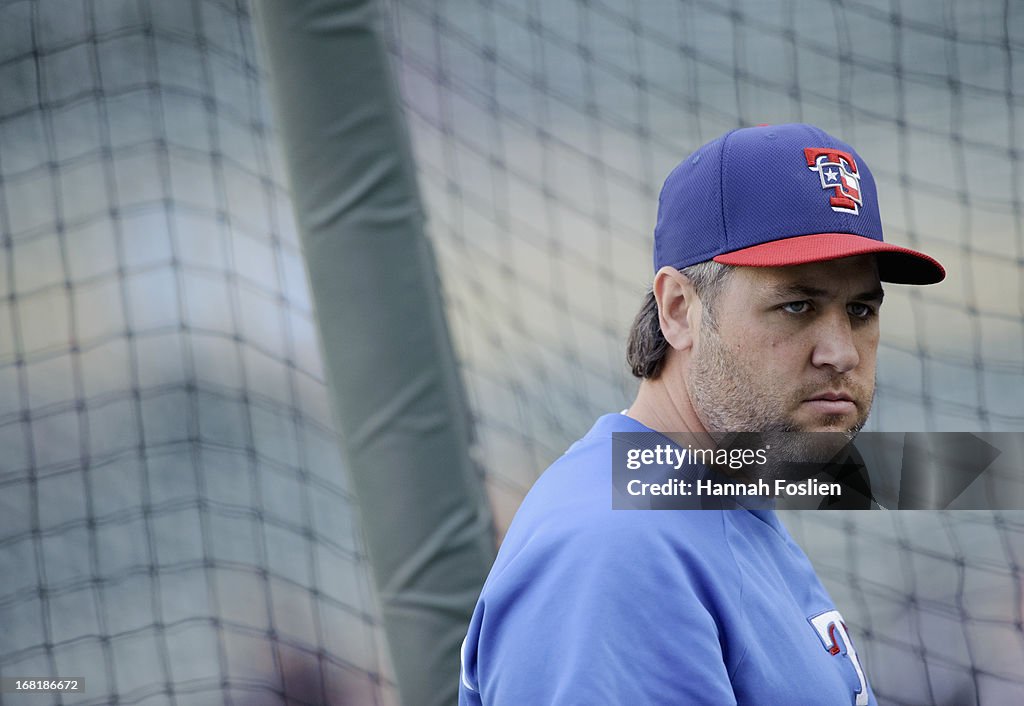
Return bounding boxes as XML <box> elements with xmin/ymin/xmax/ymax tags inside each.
<box><xmin>459</xmin><ymin>413</ymin><xmax>875</xmax><ymax>705</ymax></box>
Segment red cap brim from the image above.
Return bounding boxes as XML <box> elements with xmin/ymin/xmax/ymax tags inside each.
<box><xmin>712</xmin><ymin>232</ymin><xmax>945</xmax><ymax>284</ymax></box>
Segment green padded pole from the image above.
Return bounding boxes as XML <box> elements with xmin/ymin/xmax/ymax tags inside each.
<box><xmin>253</xmin><ymin>2</ymin><xmax>496</xmax><ymax>704</ymax></box>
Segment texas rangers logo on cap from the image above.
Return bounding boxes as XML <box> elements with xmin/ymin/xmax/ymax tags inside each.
<box><xmin>804</xmin><ymin>148</ymin><xmax>862</xmax><ymax>215</ymax></box>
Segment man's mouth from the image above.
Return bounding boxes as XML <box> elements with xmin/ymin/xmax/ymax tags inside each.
<box><xmin>803</xmin><ymin>391</ymin><xmax>857</xmax><ymax>415</ymax></box>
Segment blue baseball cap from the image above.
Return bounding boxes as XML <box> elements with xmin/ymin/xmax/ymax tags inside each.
<box><xmin>653</xmin><ymin>123</ymin><xmax>945</xmax><ymax>284</ymax></box>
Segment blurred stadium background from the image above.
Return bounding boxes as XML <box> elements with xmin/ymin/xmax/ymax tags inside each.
<box><xmin>0</xmin><ymin>0</ymin><xmax>1022</xmax><ymax>705</ymax></box>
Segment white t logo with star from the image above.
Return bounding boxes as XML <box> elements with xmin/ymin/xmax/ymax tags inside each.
<box><xmin>808</xmin><ymin>153</ymin><xmax>862</xmax><ymax>214</ymax></box>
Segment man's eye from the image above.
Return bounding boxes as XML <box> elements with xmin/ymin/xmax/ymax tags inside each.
<box><xmin>781</xmin><ymin>301</ymin><xmax>811</xmax><ymax>314</ymax></box>
<box><xmin>848</xmin><ymin>302</ymin><xmax>875</xmax><ymax>318</ymax></box>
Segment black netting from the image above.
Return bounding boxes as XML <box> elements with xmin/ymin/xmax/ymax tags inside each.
<box><xmin>0</xmin><ymin>1</ymin><xmax>396</xmax><ymax>704</ymax></box>
<box><xmin>383</xmin><ymin>0</ymin><xmax>1024</xmax><ymax>703</ymax></box>
<box><xmin>3</xmin><ymin>0</ymin><xmax>1023</xmax><ymax>704</ymax></box>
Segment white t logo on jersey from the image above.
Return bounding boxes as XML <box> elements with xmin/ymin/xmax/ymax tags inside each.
<box><xmin>809</xmin><ymin>610</ymin><xmax>869</xmax><ymax>705</ymax></box>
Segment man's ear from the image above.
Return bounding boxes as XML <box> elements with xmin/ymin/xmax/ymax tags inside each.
<box><xmin>653</xmin><ymin>266</ymin><xmax>700</xmax><ymax>352</ymax></box>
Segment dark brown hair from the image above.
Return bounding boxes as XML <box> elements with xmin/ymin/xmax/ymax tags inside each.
<box><xmin>625</xmin><ymin>261</ymin><xmax>734</xmax><ymax>379</ymax></box>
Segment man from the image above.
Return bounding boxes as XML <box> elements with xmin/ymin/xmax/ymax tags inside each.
<box><xmin>458</xmin><ymin>123</ymin><xmax>945</xmax><ymax>705</ymax></box>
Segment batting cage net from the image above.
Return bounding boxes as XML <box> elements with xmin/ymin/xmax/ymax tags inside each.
<box><xmin>383</xmin><ymin>0</ymin><xmax>1024</xmax><ymax>704</ymax></box>
<box><xmin>0</xmin><ymin>1</ymin><xmax>396</xmax><ymax>705</ymax></box>
<box><xmin>0</xmin><ymin>0</ymin><xmax>1022</xmax><ymax>705</ymax></box>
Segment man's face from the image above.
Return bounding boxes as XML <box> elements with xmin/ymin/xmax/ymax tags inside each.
<box><xmin>687</xmin><ymin>255</ymin><xmax>883</xmax><ymax>436</ymax></box>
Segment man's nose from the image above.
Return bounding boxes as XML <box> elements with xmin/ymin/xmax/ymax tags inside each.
<box><xmin>810</xmin><ymin>310</ymin><xmax>860</xmax><ymax>373</ymax></box>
